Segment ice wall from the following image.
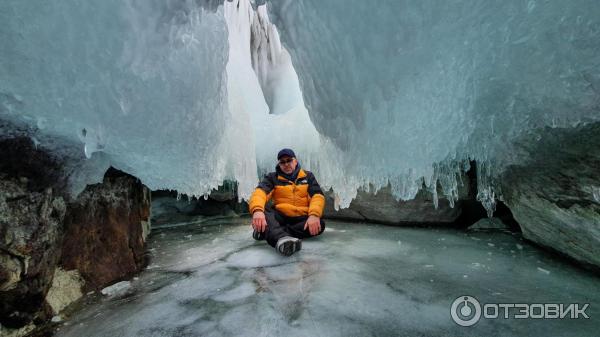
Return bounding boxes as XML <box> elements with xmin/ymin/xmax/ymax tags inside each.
<box><xmin>268</xmin><ymin>0</ymin><xmax>600</xmax><ymax>211</ymax></box>
<box><xmin>0</xmin><ymin>0</ymin><xmax>320</xmax><ymax>201</ymax></box>
<box><xmin>0</xmin><ymin>0</ymin><xmax>233</xmax><ymax>196</ymax></box>
<box><xmin>2</xmin><ymin>0</ymin><xmax>599</xmax><ymax>213</ymax></box>
<box><xmin>223</xmin><ymin>0</ymin><xmax>321</xmax><ymax>198</ymax></box>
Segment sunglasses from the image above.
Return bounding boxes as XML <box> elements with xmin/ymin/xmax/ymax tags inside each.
<box><xmin>278</xmin><ymin>158</ymin><xmax>294</xmax><ymax>165</ymax></box>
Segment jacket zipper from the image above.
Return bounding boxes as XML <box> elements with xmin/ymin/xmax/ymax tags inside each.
<box><xmin>292</xmin><ymin>182</ymin><xmax>296</xmax><ymax>206</ymax></box>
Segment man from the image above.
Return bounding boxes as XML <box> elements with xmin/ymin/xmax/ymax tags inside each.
<box><xmin>248</xmin><ymin>148</ymin><xmax>326</xmax><ymax>256</ymax></box>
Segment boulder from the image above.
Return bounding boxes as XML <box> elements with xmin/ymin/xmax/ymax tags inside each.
<box><xmin>0</xmin><ymin>137</ymin><xmax>67</xmax><ymax>328</ymax></box>
<box><xmin>0</xmin><ymin>135</ymin><xmax>153</xmax><ymax>330</ymax></box>
<box><xmin>151</xmin><ymin>181</ymin><xmax>248</xmax><ymax>227</ymax></box>
<box><xmin>323</xmin><ymin>175</ymin><xmax>472</xmax><ymax>226</ymax></box>
<box><xmin>0</xmin><ymin>179</ymin><xmax>66</xmax><ymax>327</ymax></box>
<box><xmin>61</xmin><ymin>167</ymin><xmax>151</xmax><ymax>291</ymax></box>
<box><xmin>44</xmin><ymin>268</ymin><xmax>84</xmax><ymax>315</ymax></box>
<box><xmin>468</xmin><ymin>217</ymin><xmax>510</xmax><ymax>231</ymax></box>
<box><xmin>500</xmin><ymin>123</ymin><xmax>600</xmax><ymax>270</ymax></box>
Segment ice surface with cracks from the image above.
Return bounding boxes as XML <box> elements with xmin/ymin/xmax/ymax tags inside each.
<box><xmin>55</xmin><ymin>218</ymin><xmax>600</xmax><ymax>337</ymax></box>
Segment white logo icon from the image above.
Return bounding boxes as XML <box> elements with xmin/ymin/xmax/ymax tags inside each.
<box><xmin>451</xmin><ymin>295</ymin><xmax>482</xmax><ymax>326</ymax></box>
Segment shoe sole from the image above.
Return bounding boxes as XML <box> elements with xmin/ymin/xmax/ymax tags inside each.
<box><xmin>278</xmin><ymin>239</ymin><xmax>302</xmax><ymax>256</ymax></box>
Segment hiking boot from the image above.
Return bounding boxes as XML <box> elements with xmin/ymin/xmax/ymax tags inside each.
<box><xmin>276</xmin><ymin>236</ymin><xmax>302</xmax><ymax>256</ymax></box>
<box><xmin>252</xmin><ymin>229</ymin><xmax>265</xmax><ymax>241</ymax></box>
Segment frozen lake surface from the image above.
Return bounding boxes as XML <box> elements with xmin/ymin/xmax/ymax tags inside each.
<box><xmin>56</xmin><ymin>218</ymin><xmax>600</xmax><ymax>337</ymax></box>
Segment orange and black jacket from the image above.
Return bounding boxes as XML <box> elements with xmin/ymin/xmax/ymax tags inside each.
<box><xmin>248</xmin><ymin>166</ymin><xmax>325</xmax><ymax>218</ymax></box>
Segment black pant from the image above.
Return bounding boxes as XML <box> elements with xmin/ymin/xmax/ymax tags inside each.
<box><xmin>264</xmin><ymin>207</ymin><xmax>326</xmax><ymax>248</ymax></box>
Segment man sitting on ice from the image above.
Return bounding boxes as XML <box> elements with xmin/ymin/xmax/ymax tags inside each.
<box><xmin>248</xmin><ymin>148</ymin><xmax>326</xmax><ymax>256</ymax></box>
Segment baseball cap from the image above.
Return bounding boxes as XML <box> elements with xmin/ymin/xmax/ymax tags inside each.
<box><xmin>277</xmin><ymin>148</ymin><xmax>296</xmax><ymax>160</ymax></box>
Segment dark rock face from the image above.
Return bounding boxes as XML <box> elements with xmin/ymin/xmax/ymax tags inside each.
<box><xmin>0</xmin><ymin>137</ymin><xmax>68</xmax><ymax>196</ymax></box>
<box><xmin>0</xmin><ymin>181</ymin><xmax>66</xmax><ymax>328</ymax></box>
<box><xmin>0</xmin><ymin>135</ymin><xmax>152</xmax><ymax>329</ymax></box>
<box><xmin>500</xmin><ymin>123</ymin><xmax>600</xmax><ymax>269</ymax></box>
<box><xmin>151</xmin><ymin>182</ymin><xmax>248</xmax><ymax>227</ymax></box>
<box><xmin>0</xmin><ymin>138</ymin><xmax>67</xmax><ymax>328</ymax></box>
<box><xmin>323</xmin><ymin>176</ymin><xmax>472</xmax><ymax>226</ymax></box>
<box><xmin>61</xmin><ymin>168</ymin><xmax>151</xmax><ymax>291</ymax></box>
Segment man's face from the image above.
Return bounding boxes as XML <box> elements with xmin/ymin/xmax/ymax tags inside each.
<box><xmin>278</xmin><ymin>156</ymin><xmax>297</xmax><ymax>175</ymax></box>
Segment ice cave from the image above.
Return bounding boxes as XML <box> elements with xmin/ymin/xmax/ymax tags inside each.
<box><xmin>1</xmin><ymin>0</ymin><xmax>599</xmax><ymax>336</ymax></box>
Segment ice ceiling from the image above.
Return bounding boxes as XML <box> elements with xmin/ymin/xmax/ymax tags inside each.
<box><xmin>1</xmin><ymin>0</ymin><xmax>599</xmax><ymax>213</ymax></box>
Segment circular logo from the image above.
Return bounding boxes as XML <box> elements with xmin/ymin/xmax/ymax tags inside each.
<box><xmin>451</xmin><ymin>295</ymin><xmax>482</xmax><ymax>326</ymax></box>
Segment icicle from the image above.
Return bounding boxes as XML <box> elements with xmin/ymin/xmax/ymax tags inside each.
<box><xmin>476</xmin><ymin>160</ymin><xmax>498</xmax><ymax>217</ymax></box>
<box><xmin>592</xmin><ymin>186</ymin><xmax>600</xmax><ymax>203</ymax></box>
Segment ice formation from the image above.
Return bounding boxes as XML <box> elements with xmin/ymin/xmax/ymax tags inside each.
<box><xmin>592</xmin><ymin>186</ymin><xmax>600</xmax><ymax>203</ymax></box>
<box><xmin>0</xmin><ymin>0</ymin><xmax>319</xmax><ymax>201</ymax></box>
<box><xmin>222</xmin><ymin>0</ymin><xmax>320</xmax><ymax>199</ymax></box>
<box><xmin>268</xmin><ymin>0</ymin><xmax>600</xmax><ymax>210</ymax></box>
<box><xmin>1</xmin><ymin>0</ymin><xmax>232</xmax><ymax>196</ymax></box>
<box><xmin>2</xmin><ymin>0</ymin><xmax>600</xmax><ymax>212</ymax></box>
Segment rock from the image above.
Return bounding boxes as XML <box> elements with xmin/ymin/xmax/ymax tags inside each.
<box><xmin>208</xmin><ymin>180</ymin><xmax>238</xmax><ymax>202</ymax></box>
<box><xmin>141</xmin><ymin>217</ymin><xmax>151</xmax><ymax>242</ymax></box>
<box><xmin>151</xmin><ymin>183</ymin><xmax>248</xmax><ymax>227</ymax></box>
<box><xmin>61</xmin><ymin>167</ymin><xmax>151</xmax><ymax>291</ymax></box>
<box><xmin>100</xmin><ymin>281</ymin><xmax>132</xmax><ymax>297</ymax></box>
<box><xmin>323</xmin><ymin>176</ymin><xmax>471</xmax><ymax>225</ymax></box>
<box><xmin>45</xmin><ymin>268</ymin><xmax>84</xmax><ymax>315</ymax></box>
<box><xmin>0</xmin><ymin>173</ymin><xmax>66</xmax><ymax>327</ymax></box>
<box><xmin>0</xmin><ymin>136</ymin><xmax>153</xmax><ymax>328</ymax></box>
<box><xmin>0</xmin><ymin>137</ymin><xmax>68</xmax><ymax>196</ymax></box>
<box><xmin>0</xmin><ymin>323</ymin><xmax>36</xmax><ymax>337</ymax></box>
<box><xmin>500</xmin><ymin>123</ymin><xmax>600</xmax><ymax>270</ymax></box>
<box><xmin>51</xmin><ymin>315</ymin><xmax>63</xmax><ymax>323</ymax></box>
<box><xmin>469</xmin><ymin>217</ymin><xmax>509</xmax><ymax>230</ymax></box>
<box><xmin>0</xmin><ymin>253</ymin><xmax>21</xmax><ymax>292</ymax></box>
<box><xmin>151</xmin><ymin>193</ymin><xmax>200</xmax><ymax>219</ymax></box>
<box><xmin>0</xmin><ymin>137</ymin><xmax>69</xmax><ymax>328</ymax></box>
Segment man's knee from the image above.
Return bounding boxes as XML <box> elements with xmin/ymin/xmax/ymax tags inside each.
<box><xmin>264</xmin><ymin>209</ymin><xmax>279</xmax><ymax>226</ymax></box>
<box><xmin>317</xmin><ymin>218</ymin><xmax>326</xmax><ymax>235</ymax></box>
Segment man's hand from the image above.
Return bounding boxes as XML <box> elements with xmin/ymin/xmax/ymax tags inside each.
<box><xmin>252</xmin><ymin>211</ymin><xmax>267</xmax><ymax>232</ymax></box>
<box><xmin>304</xmin><ymin>215</ymin><xmax>321</xmax><ymax>236</ymax></box>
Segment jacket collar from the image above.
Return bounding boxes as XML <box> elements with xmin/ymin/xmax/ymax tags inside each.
<box><xmin>276</xmin><ymin>164</ymin><xmax>305</xmax><ymax>182</ymax></box>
